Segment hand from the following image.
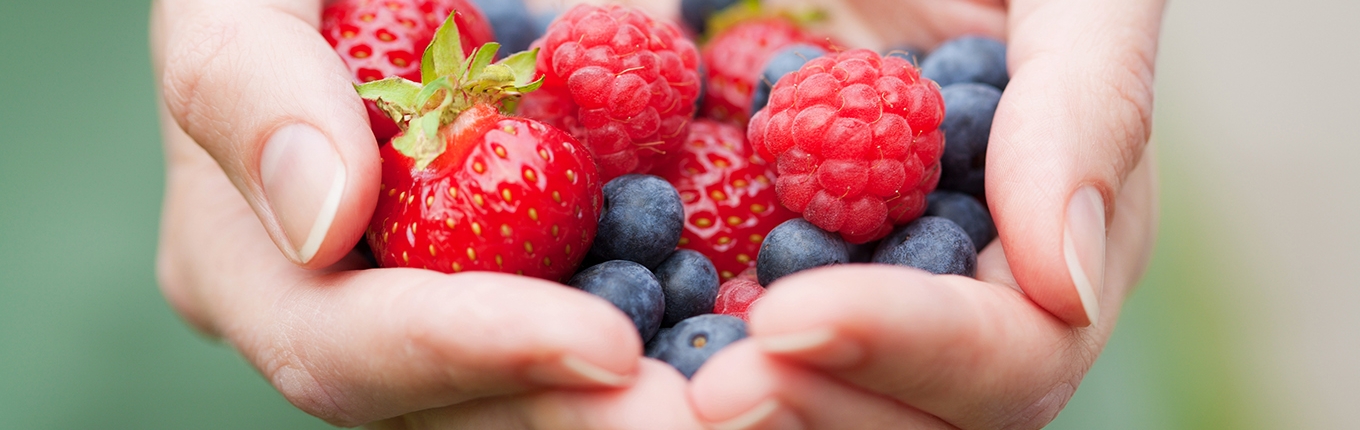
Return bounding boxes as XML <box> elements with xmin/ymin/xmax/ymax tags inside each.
<box><xmin>150</xmin><ymin>0</ymin><xmax>703</xmax><ymax>427</ymax></box>
<box><xmin>687</xmin><ymin>0</ymin><xmax>1163</xmax><ymax>428</ymax></box>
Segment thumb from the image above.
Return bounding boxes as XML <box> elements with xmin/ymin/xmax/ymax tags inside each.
<box><xmin>987</xmin><ymin>0</ymin><xmax>1164</xmax><ymax>326</ymax></box>
<box><xmin>153</xmin><ymin>0</ymin><xmax>379</xmax><ymax>268</ymax></box>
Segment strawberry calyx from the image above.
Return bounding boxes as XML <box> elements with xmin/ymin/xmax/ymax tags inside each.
<box><xmin>355</xmin><ymin>12</ymin><xmax>541</xmax><ymax>169</ymax></box>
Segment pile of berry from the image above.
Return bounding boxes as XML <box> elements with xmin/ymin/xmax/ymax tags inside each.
<box><xmin>324</xmin><ymin>0</ymin><xmax>1006</xmax><ymax>379</ymax></box>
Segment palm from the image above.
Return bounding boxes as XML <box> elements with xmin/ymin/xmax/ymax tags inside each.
<box><xmin>158</xmin><ymin>111</ymin><xmax>702</xmax><ymax>428</ymax></box>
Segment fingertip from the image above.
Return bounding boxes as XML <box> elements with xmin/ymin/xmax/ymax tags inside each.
<box><xmin>418</xmin><ymin>273</ymin><xmax>641</xmax><ymax>389</ymax></box>
<box><xmin>687</xmin><ymin>341</ymin><xmax>778</xmax><ymax>425</ymax></box>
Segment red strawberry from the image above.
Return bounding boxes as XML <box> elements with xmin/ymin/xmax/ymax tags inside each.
<box><xmin>323</xmin><ymin>0</ymin><xmax>495</xmax><ymax>143</ymax></box>
<box><xmin>713</xmin><ymin>268</ymin><xmax>763</xmax><ymax>321</ymax></box>
<box><xmin>359</xmin><ymin>16</ymin><xmax>601</xmax><ymax>282</ymax></box>
<box><xmin>748</xmin><ymin>49</ymin><xmax>946</xmax><ymax>244</ymax></box>
<box><xmin>654</xmin><ymin>120</ymin><xmax>797</xmax><ymax>280</ymax></box>
<box><xmin>699</xmin><ymin>16</ymin><xmax>835</xmax><ymax>126</ymax></box>
<box><xmin>518</xmin><ymin>4</ymin><xmax>702</xmax><ymax>181</ymax></box>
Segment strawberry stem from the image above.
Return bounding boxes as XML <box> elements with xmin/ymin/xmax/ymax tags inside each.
<box><xmin>355</xmin><ymin>11</ymin><xmax>543</xmax><ymax>169</ymax></box>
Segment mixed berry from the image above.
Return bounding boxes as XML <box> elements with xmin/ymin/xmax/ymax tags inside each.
<box><xmin>326</xmin><ymin>0</ymin><xmax>1006</xmax><ymax>378</ymax></box>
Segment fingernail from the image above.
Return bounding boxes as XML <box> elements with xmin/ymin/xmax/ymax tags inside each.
<box><xmin>526</xmin><ymin>354</ymin><xmax>633</xmax><ymax>388</ymax></box>
<box><xmin>759</xmin><ymin>328</ymin><xmax>863</xmax><ymax>369</ymax></box>
<box><xmin>709</xmin><ymin>399</ymin><xmax>802</xmax><ymax>430</ymax></box>
<box><xmin>1064</xmin><ymin>186</ymin><xmax>1106</xmax><ymax>326</ymax></box>
<box><xmin>260</xmin><ymin>124</ymin><xmax>347</xmax><ymax>264</ymax></box>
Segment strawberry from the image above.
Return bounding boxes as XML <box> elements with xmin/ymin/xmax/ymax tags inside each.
<box><xmin>323</xmin><ymin>0</ymin><xmax>495</xmax><ymax>143</ymax></box>
<box><xmin>358</xmin><ymin>16</ymin><xmax>601</xmax><ymax>282</ymax></box>
<box><xmin>654</xmin><ymin>120</ymin><xmax>797</xmax><ymax>280</ymax></box>
<box><xmin>699</xmin><ymin>15</ymin><xmax>836</xmax><ymax>126</ymax></box>
<box><xmin>748</xmin><ymin>49</ymin><xmax>946</xmax><ymax>244</ymax></box>
<box><xmin>518</xmin><ymin>4</ymin><xmax>702</xmax><ymax>181</ymax></box>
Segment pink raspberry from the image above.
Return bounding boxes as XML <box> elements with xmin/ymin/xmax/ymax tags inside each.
<box><xmin>519</xmin><ymin>4</ymin><xmax>702</xmax><ymax>181</ymax></box>
<box><xmin>747</xmin><ymin>49</ymin><xmax>945</xmax><ymax>244</ymax></box>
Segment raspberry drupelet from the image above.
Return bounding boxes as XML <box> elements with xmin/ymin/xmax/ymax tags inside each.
<box><xmin>747</xmin><ymin>49</ymin><xmax>946</xmax><ymax>244</ymax></box>
<box><xmin>519</xmin><ymin>4</ymin><xmax>702</xmax><ymax>181</ymax></box>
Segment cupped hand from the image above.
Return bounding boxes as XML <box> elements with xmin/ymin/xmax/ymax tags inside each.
<box><xmin>687</xmin><ymin>0</ymin><xmax>1164</xmax><ymax>428</ymax></box>
<box><xmin>151</xmin><ymin>0</ymin><xmax>702</xmax><ymax>427</ymax></box>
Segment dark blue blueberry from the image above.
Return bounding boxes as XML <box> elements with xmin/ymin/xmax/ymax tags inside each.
<box><xmin>646</xmin><ymin>314</ymin><xmax>747</xmax><ymax>378</ymax></box>
<box><xmin>921</xmin><ymin>36</ymin><xmax>1008</xmax><ymax>90</ymax></box>
<box><xmin>937</xmin><ymin>83</ymin><xmax>1001</xmax><ymax>196</ymax></box>
<box><xmin>569</xmin><ymin>260</ymin><xmax>666</xmax><ymax>342</ymax></box>
<box><xmin>926</xmin><ymin>191</ymin><xmax>996</xmax><ymax>252</ymax></box>
<box><xmin>587</xmin><ymin>174</ymin><xmax>685</xmax><ymax>269</ymax></box>
<box><xmin>756</xmin><ymin>218</ymin><xmax>850</xmax><ymax>286</ymax></box>
<box><xmin>680</xmin><ymin>0</ymin><xmax>740</xmax><ymax>34</ymax></box>
<box><xmin>654</xmin><ymin>249</ymin><xmax>720</xmax><ymax>327</ymax></box>
<box><xmin>872</xmin><ymin>217</ymin><xmax>977</xmax><ymax>277</ymax></box>
<box><xmin>644</xmin><ymin>327</ymin><xmax>674</xmax><ymax>358</ymax></box>
<box><xmin>884</xmin><ymin>45</ymin><xmax>927</xmax><ymax>67</ymax></box>
<box><xmin>471</xmin><ymin>0</ymin><xmax>541</xmax><ymax>54</ymax></box>
<box><xmin>751</xmin><ymin>44</ymin><xmax>827</xmax><ymax>116</ymax></box>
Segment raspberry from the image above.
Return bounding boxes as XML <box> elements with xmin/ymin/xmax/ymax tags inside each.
<box><xmin>520</xmin><ymin>4</ymin><xmax>702</xmax><ymax>180</ymax></box>
<box><xmin>713</xmin><ymin>268</ymin><xmax>763</xmax><ymax>320</ymax></box>
<box><xmin>748</xmin><ymin>49</ymin><xmax>945</xmax><ymax>244</ymax></box>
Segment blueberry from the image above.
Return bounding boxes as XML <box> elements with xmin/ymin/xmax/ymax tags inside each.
<box><xmin>532</xmin><ymin>10</ymin><xmax>558</xmax><ymax>39</ymax></box>
<box><xmin>680</xmin><ymin>0</ymin><xmax>740</xmax><ymax>34</ymax></box>
<box><xmin>654</xmin><ymin>250</ymin><xmax>720</xmax><ymax>327</ymax></box>
<box><xmin>884</xmin><ymin>45</ymin><xmax>927</xmax><ymax>67</ymax></box>
<box><xmin>569</xmin><ymin>260</ymin><xmax>666</xmax><ymax>342</ymax></box>
<box><xmin>587</xmin><ymin>175</ymin><xmax>685</xmax><ymax>269</ymax></box>
<box><xmin>926</xmin><ymin>191</ymin><xmax>996</xmax><ymax>252</ymax></box>
<box><xmin>751</xmin><ymin>44</ymin><xmax>827</xmax><ymax>116</ymax></box>
<box><xmin>471</xmin><ymin>0</ymin><xmax>541</xmax><ymax>54</ymax></box>
<box><xmin>646</xmin><ymin>314</ymin><xmax>747</xmax><ymax>378</ymax></box>
<box><xmin>872</xmin><ymin>217</ymin><xmax>977</xmax><ymax>277</ymax></box>
<box><xmin>937</xmin><ymin>83</ymin><xmax>1001</xmax><ymax>196</ymax></box>
<box><xmin>921</xmin><ymin>36</ymin><xmax>1008</xmax><ymax>90</ymax></box>
<box><xmin>644</xmin><ymin>327</ymin><xmax>674</xmax><ymax>358</ymax></box>
<box><xmin>756</xmin><ymin>218</ymin><xmax>850</xmax><ymax>286</ymax></box>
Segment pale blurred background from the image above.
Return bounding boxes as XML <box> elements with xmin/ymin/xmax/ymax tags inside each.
<box><xmin>0</xmin><ymin>0</ymin><xmax>1355</xmax><ymax>428</ymax></box>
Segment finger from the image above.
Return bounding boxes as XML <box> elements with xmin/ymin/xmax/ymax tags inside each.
<box><xmin>987</xmin><ymin>0</ymin><xmax>1166</xmax><ymax>325</ymax></box>
<box><xmin>381</xmin><ymin>360</ymin><xmax>704</xmax><ymax>430</ymax></box>
<box><xmin>745</xmin><ymin>265</ymin><xmax>1106</xmax><ymax>430</ymax></box>
<box><xmin>244</xmin><ymin>270</ymin><xmax>653</xmax><ymax>426</ymax></box>
<box><xmin>688</xmin><ymin>341</ymin><xmax>954</xmax><ymax>430</ymax></box>
<box><xmin>157</xmin><ymin>129</ymin><xmax>644</xmax><ymax>427</ymax></box>
<box><xmin>152</xmin><ymin>0</ymin><xmax>379</xmax><ymax>269</ymax></box>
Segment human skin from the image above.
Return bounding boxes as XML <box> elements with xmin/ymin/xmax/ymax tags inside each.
<box><xmin>151</xmin><ymin>0</ymin><xmax>1160</xmax><ymax>428</ymax></box>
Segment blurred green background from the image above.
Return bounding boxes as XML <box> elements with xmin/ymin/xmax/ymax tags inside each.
<box><xmin>3</xmin><ymin>0</ymin><xmax>1349</xmax><ymax>428</ymax></box>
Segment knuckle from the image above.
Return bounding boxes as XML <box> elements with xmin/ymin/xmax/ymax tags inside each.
<box><xmin>160</xmin><ymin>7</ymin><xmax>243</xmax><ymax>140</ymax></box>
<box><xmin>1091</xmin><ymin>48</ymin><xmax>1157</xmax><ymax>175</ymax></box>
<box><xmin>250</xmin><ymin>312</ymin><xmax>364</xmax><ymax>427</ymax></box>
